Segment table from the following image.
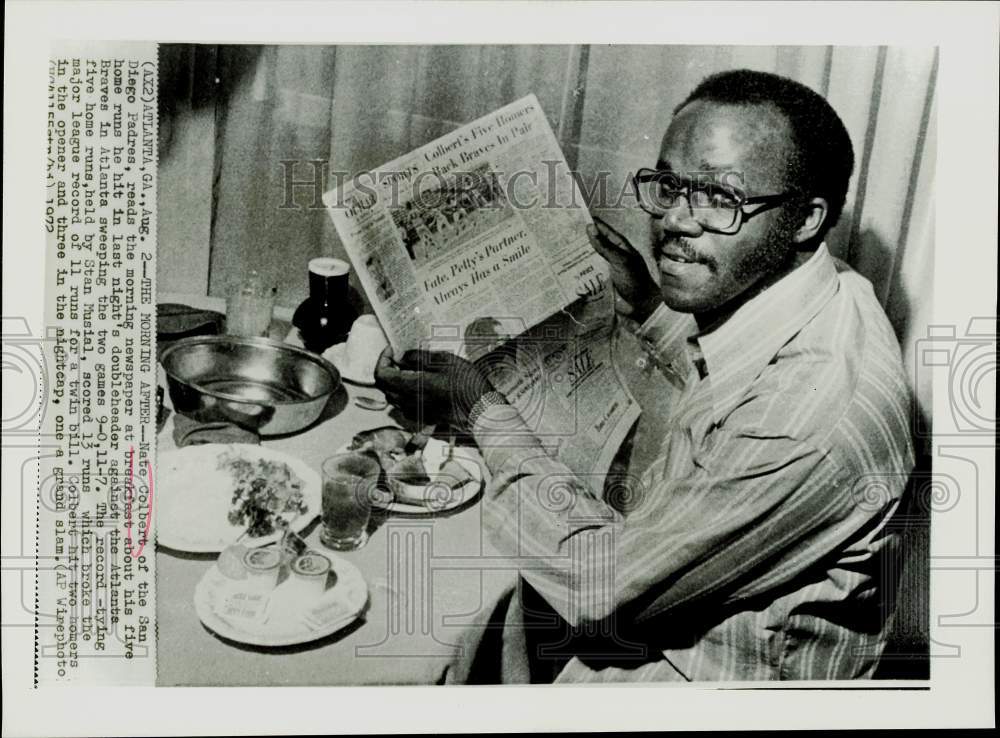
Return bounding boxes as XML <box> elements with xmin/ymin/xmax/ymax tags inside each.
<box><xmin>154</xmin><ymin>295</ymin><xmax>516</xmax><ymax>686</ymax></box>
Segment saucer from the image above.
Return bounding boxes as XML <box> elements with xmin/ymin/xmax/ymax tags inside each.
<box><xmin>325</xmin><ymin>343</ymin><xmax>376</xmax><ymax>386</ymax></box>
<box><xmin>334</xmin><ymin>438</ymin><xmax>485</xmax><ymax>516</ymax></box>
<box><xmin>193</xmin><ymin>552</ymin><xmax>368</xmax><ymax>647</ymax></box>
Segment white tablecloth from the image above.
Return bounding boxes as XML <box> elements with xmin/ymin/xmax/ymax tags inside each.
<box><xmin>155</xmin><ymin>294</ymin><xmax>513</xmax><ymax>685</ymax></box>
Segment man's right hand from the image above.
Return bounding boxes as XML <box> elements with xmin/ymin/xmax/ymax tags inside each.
<box><xmin>587</xmin><ymin>216</ymin><xmax>661</xmax><ymax>323</ymax></box>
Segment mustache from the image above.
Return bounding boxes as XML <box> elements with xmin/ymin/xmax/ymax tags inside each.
<box><xmin>655</xmin><ymin>237</ymin><xmax>717</xmax><ymax>271</ymax></box>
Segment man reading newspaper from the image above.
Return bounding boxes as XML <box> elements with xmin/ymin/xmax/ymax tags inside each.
<box><xmin>375</xmin><ymin>70</ymin><xmax>915</xmax><ymax>682</ymax></box>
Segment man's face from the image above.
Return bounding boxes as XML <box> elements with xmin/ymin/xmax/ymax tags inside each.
<box><xmin>650</xmin><ymin>101</ymin><xmax>800</xmax><ymax>317</ymax></box>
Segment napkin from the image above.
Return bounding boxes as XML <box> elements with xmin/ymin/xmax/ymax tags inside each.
<box><xmin>172</xmin><ymin>414</ymin><xmax>260</xmax><ymax>447</ymax></box>
<box><xmin>156</xmin><ymin>303</ymin><xmax>224</xmax><ymax>339</ymax></box>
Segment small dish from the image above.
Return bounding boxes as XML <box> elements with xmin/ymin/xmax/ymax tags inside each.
<box><xmin>325</xmin><ymin>342</ymin><xmax>376</xmax><ymax>386</ymax></box>
<box><xmin>193</xmin><ymin>551</ymin><xmax>368</xmax><ymax>647</ymax></box>
<box><xmin>336</xmin><ymin>438</ymin><xmax>484</xmax><ymax>515</ymax></box>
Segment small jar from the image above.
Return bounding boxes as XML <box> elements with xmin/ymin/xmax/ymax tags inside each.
<box><xmin>290</xmin><ymin>552</ymin><xmax>333</xmax><ymax>598</ymax></box>
<box><xmin>242</xmin><ymin>548</ymin><xmax>282</xmax><ymax>590</ymax></box>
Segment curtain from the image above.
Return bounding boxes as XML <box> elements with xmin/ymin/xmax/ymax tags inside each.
<box><xmin>157</xmin><ymin>44</ymin><xmax>937</xmax><ymax>433</ymax></box>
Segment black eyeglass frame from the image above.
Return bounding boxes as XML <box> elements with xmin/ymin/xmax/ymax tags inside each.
<box><xmin>631</xmin><ymin>168</ymin><xmax>797</xmax><ymax>235</ymax></box>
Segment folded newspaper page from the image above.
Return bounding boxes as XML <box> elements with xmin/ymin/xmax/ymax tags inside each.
<box><xmin>324</xmin><ymin>95</ymin><xmax>639</xmax><ymax>490</ymax></box>
<box><xmin>483</xmin><ymin>282</ymin><xmax>640</xmax><ymax>493</ymax></box>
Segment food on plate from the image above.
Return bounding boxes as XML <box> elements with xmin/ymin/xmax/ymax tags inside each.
<box><xmin>242</xmin><ymin>548</ymin><xmax>282</xmax><ymax>590</ymax></box>
<box><xmin>389</xmin><ymin>453</ymin><xmax>432</xmax><ymax>485</ymax></box>
<box><xmin>438</xmin><ymin>458</ymin><xmax>472</xmax><ymax>483</ymax></box>
<box><xmin>348</xmin><ymin>426</ymin><xmax>474</xmax><ymax>499</ymax></box>
<box><xmin>349</xmin><ymin>426</ymin><xmax>430</xmax><ymax>486</ymax></box>
<box><xmin>348</xmin><ymin>426</ymin><xmax>409</xmax><ymax>463</ymax></box>
<box><xmin>220</xmin><ymin>450</ymin><xmax>309</xmax><ymax>538</ymax></box>
<box><xmin>218</xmin><ymin>543</ymin><xmax>250</xmax><ymax>580</ymax></box>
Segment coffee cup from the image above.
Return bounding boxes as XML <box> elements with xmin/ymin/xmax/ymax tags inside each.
<box><xmin>324</xmin><ymin>314</ymin><xmax>389</xmax><ymax>385</ymax></box>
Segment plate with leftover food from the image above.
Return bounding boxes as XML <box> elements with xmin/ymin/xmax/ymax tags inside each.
<box><xmin>193</xmin><ymin>542</ymin><xmax>368</xmax><ymax>647</ymax></box>
<box><xmin>157</xmin><ymin>444</ymin><xmax>321</xmax><ymax>553</ymax></box>
<box><xmin>342</xmin><ymin>426</ymin><xmax>485</xmax><ymax>515</ymax></box>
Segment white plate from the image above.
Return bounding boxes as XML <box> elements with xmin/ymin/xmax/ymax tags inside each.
<box><xmin>193</xmin><ymin>552</ymin><xmax>368</xmax><ymax>647</ymax></box>
<box><xmin>377</xmin><ymin>476</ymin><xmax>482</xmax><ymax>514</ymax></box>
<box><xmin>324</xmin><ymin>343</ymin><xmax>376</xmax><ymax>386</ymax></box>
<box><xmin>338</xmin><ymin>437</ymin><xmax>484</xmax><ymax>515</ymax></box>
<box><xmin>157</xmin><ymin>444</ymin><xmax>322</xmax><ymax>553</ymax></box>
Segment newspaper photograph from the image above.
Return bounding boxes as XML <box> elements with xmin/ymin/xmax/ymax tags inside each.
<box><xmin>2</xmin><ymin>2</ymin><xmax>997</xmax><ymax>735</ymax></box>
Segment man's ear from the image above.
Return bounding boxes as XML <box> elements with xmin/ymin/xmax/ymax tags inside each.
<box><xmin>793</xmin><ymin>197</ymin><xmax>829</xmax><ymax>245</ymax></box>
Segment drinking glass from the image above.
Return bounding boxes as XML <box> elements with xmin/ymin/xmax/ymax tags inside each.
<box><xmin>319</xmin><ymin>453</ymin><xmax>381</xmax><ymax>550</ymax></box>
<box><xmin>226</xmin><ymin>270</ymin><xmax>276</xmax><ymax>338</ymax></box>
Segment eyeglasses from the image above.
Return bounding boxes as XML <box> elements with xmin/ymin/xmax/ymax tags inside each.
<box><xmin>631</xmin><ymin>168</ymin><xmax>796</xmax><ymax>235</ymax></box>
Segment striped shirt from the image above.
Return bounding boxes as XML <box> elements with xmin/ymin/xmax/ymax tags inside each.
<box><xmin>472</xmin><ymin>244</ymin><xmax>915</xmax><ymax>682</ymax></box>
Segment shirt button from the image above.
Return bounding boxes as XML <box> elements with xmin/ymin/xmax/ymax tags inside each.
<box><xmin>636</xmin><ymin>357</ymin><xmax>648</xmax><ymax>369</ymax></box>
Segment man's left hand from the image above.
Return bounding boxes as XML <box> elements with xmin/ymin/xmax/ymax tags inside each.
<box><xmin>374</xmin><ymin>347</ymin><xmax>495</xmax><ymax>431</ymax></box>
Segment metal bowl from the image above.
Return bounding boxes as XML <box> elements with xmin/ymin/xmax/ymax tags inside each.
<box><xmin>159</xmin><ymin>335</ymin><xmax>341</xmax><ymax>436</ymax></box>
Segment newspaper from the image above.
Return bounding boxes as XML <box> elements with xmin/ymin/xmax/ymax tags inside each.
<box><xmin>325</xmin><ymin>95</ymin><xmax>639</xmax><ymax>487</ymax></box>
<box><xmin>325</xmin><ymin>95</ymin><xmax>604</xmax><ymax>362</ymax></box>
<box><xmin>483</xmin><ymin>283</ymin><xmax>640</xmax><ymax>490</ymax></box>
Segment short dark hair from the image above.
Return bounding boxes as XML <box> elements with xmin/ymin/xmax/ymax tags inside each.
<box><xmin>677</xmin><ymin>69</ymin><xmax>854</xmax><ymax>237</ymax></box>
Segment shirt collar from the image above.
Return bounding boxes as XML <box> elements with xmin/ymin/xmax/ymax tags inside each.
<box><xmin>689</xmin><ymin>243</ymin><xmax>840</xmax><ymax>421</ymax></box>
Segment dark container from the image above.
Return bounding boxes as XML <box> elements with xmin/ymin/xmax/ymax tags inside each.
<box><xmin>292</xmin><ymin>257</ymin><xmax>358</xmax><ymax>354</ymax></box>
